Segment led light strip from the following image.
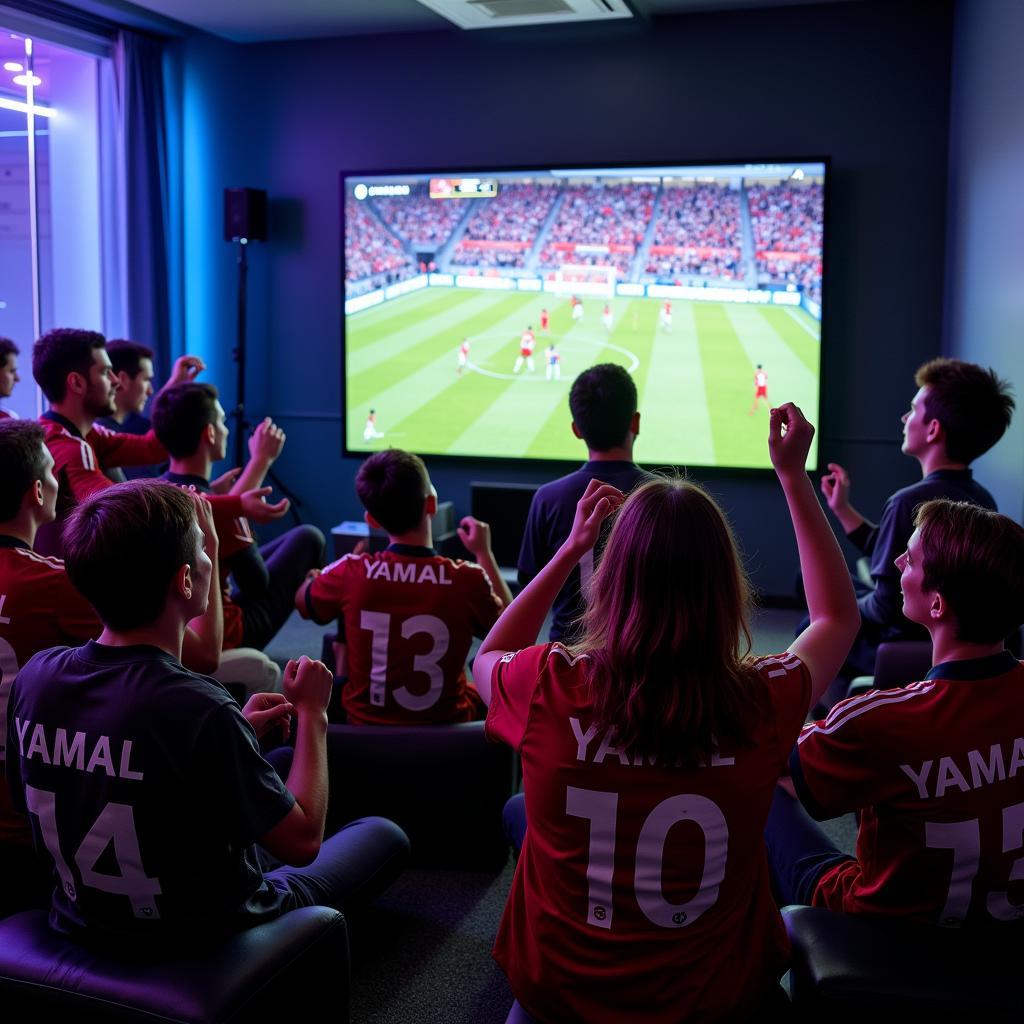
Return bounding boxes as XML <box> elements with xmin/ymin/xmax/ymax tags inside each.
<box><xmin>0</xmin><ymin>96</ymin><xmax>56</xmax><ymax>117</ymax></box>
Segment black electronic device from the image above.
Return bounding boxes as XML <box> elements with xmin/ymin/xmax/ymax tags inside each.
<box><xmin>224</xmin><ymin>187</ymin><xmax>267</xmax><ymax>242</ymax></box>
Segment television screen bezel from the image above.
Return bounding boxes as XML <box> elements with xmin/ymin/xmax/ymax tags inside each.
<box><xmin>340</xmin><ymin>155</ymin><xmax>831</xmax><ymax>478</ymax></box>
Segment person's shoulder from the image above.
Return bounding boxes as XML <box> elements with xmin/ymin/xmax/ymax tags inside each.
<box><xmin>441</xmin><ymin>555</ymin><xmax>488</xmax><ymax>580</ymax></box>
<box><xmin>883</xmin><ymin>475</ymin><xmax>935</xmax><ymax>510</ymax></box>
<box><xmin>6</xmin><ymin>544</ymin><xmax>67</xmax><ymax>578</ymax></box>
<box><xmin>319</xmin><ymin>551</ymin><xmax>367</xmax><ymax>578</ymax></box>
<box><xmin>751</xmin><ymin>651</ymin><xmax>805</xmax><ymax>683</ymax></box>
<box><xmin>534</xmin><ymin>468</ymin><xmax>594</xmax><ymax>503</ymax></box>
<box><xmin>21</xmin><ymin>644</ymin><xmax>77</xmax><ymax>672</ymax></box>
<box><xmin>800</xmin><ymin>679</ymin><xmax>939</xmax><ymax>744</ymax></box>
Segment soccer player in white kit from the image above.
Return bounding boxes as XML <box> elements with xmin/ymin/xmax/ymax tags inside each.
<box><xmin>513</xmin><ymin>327</ymin><xmax>536</xmax><ymax>375</ymax></box>
<box><xmin>545</xmin><ymin>345</ymin><xmax>560</xmax><ymax>381</ymax></box>
<box><xmin>363</xmin><ymin>408</ymin><xmax>384</xmax><ymax>441</ymax></box>
<box><xmin>602</xmin><ymin>303</ymin><xmax>613</xmax><ymax>332</ymax></box>
<box><xmin>571</xmin><ymin>296</ymin><xmax>583</xmax><ymax>323</ymax></box>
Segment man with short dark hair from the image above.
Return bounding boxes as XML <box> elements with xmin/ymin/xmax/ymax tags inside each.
<box><xmin>0</xmin><ymin>424</ymin><xmax>224</xmax><ymax>914</ymax></box>
<box><xmin>153</xmin><ymin>382</ymin><xmax>324</xmax><ymax>653</ymax></box>
<box><xmin>32</xmin><ymin>328</ymin><xmax>204</xmax><ymax>552</ymax></box>
<box><xmin>0</xmin><ymin>338</ymin><xmax>20</xmax><ymax>419</ymax></box>
<box><xmin>769</xmin><ymin>500</ymin><xmax>1024</xmax><ymax>926</ymax></box>
<box><xmin>98</xmin><ymin>339</ymin><xmax>156</xmax><ymax>432</ymax></box>
<box><xmin>820</xmin><ymin>357</ymin><xmax>1015</xmax><ymax>677</ymax></box>
<box><xmin>6</xmin><ymin>480</ymin><xmax>408</xmax><ymax>942</ymax></box>
<box><xmin>295</xmin><ymin>448</ymin><xmax>511</xmax><ymax>725</ymax></box>
<box><xmin>518</xmin><ymin>362</ymin><xmax>652</xmax><ymax>642</ymax></box>
<box><xmin>95</xmin><ymin>340</ymin><xmax>163</xmax><ymax>480</ymax></box>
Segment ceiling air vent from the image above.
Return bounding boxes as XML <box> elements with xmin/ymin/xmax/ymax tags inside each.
<box><xmin>414</xmin><ymin>0</ymin><xmax>633</xmax><ymax>30</ymax></box>
<box><xmin>468</xmin><ymin>0</ymin><xmax>574</xmax><ymax>17</ymax></box>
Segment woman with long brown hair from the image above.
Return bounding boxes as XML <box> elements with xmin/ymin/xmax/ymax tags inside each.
<box><xmin>474</xmin><ymin>403</ymin><xmax>859</xmax><ymax>1024</ymax></box>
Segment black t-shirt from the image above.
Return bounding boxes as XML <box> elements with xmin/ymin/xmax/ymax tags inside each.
<box><xmin>517</xmin><ymin>460</ymin><xmax>652</xmax><ymax>641</ymax></box>
<box><xmin>6</xmin><ymin>641</ymin><xmax>294</xmax><ymax>940</ymax></box>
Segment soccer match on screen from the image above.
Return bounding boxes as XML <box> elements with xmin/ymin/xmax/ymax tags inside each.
<box><xmin>343</xmin><ymin>162</ymin><xmax>824</xmax><ymax>470</ymax></box>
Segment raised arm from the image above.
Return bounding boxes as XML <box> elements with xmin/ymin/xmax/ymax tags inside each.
<box><xmin>820</xmin><ymin>461</ymin><xmax>876</xmax><ymax>548</ymax></box>
<box><xmin>179</xmin><ymin>491</ymin><xmax>223</xmax><ymax>675</ymax></box>
<box><xmin>473</xmin><ymin>480</ymin><xmax>623</xmax><ymax>702</ymax></box>
<box><xmin>257</xmin><ymin>656</ymin><xmax>332</xmax><ymax>866</ymax></box>
<box><xmin>231</xmin><ymin>418</ymin><xmax>286</xmax><ymax>496</ymax></box>
<box><xmin>457</xmin><ymin>516</ymin><xmax>514</xmax><ymax>609</ymax></box>
<box><xmin>774</xmin><ymin>406</ymin><xmax>859</xmax><ymax>706</ymax></box>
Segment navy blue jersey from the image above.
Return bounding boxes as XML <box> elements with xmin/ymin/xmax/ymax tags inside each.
<box><xmin>6</xmin><ymin>642</ymin><xmax>294</xmax><ymax>940</ymax></box>
<box><xmin>518</xmin><ymin>460</ymin><xmax>652</xmax><ymax>642</ymax></box>
<box><xmin>95</xmin><ymin>412</ymin><xmax>161</xmax><ymax>479</ymax></box>
<box><xmin>848</xmin><ymin>469</ymin><xmax>996</xmax><ymax>638</ymax></box>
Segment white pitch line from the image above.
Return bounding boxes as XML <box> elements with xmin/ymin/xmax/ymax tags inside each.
<box><xmin>784</xmin><ymin>306</ymin><xmax>820</xmax><ymax>339</ymax></box>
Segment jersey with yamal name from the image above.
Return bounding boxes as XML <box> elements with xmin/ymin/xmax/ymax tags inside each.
<box><xmin>6</xmin><ymin>642</ymin><xmax>294</xmax><ymax>941</ymax></box>
<box><xmin>486</xmin><ymin>643</ymin><xmax>810</xmax><ymax>1024</ymax></box>
<box><xmin>307</xmin><ymin>544</ymin><xmax>502</xmax><ymax>725</ymax></box>
<box><xmin>792</xmin><ymin>650</ymin><xmax>1024</xmax><ymax>927</ymax></box>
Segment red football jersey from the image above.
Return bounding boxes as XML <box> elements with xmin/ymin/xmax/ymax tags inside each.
<box><xmin>520</xmin><ymin>331</ymin><xmax>535</xmax><ymax>354</ymax></box>
<box><xmin>307</xmin><ymin>545</ymin><xmax>502</xmax><ymax>725</ymax></box>
<box><xmin>0</xmin><ymin>539</ymin><xmax>100</xmax><ymax>844</ymax></box>
<box><xmin>42</xmin><ymin>414</ymin><xmax>166</xmax><ymax>511</ymax></box>
<box><xmin>161</xmin><ymin>478</ymin><xmax>250</xmax><ymax>651</ymax></box>
<box><xmin>793</xmin><ymin>652</ymin><xmax>1024</xmax><ymax>926</ymax></box>
<box><xmin>486</xmin><ymin>644</ymin><xmax>810</xmax><ymax>1023</ymax></box>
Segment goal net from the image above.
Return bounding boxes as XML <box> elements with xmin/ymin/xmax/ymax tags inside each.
<box><xmin>552</xmin><ymin>262</ymin><xmax>617</xmax><ymax>300</ymax></box>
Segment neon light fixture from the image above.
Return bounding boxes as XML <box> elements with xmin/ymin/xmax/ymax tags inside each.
<box><xmin>13</xmin><ymin>73</ymin><xmax>41</xmax><ymax>86</ymax></box>
<box><xmin>3</xmin><ymin>61</ymin><xmax>23</xmax><ymax>72</ymax></box>
<box><xmin>0</xmin><ymin>96</ymin><xmax>56</xmax><ymax>117</ymax></box>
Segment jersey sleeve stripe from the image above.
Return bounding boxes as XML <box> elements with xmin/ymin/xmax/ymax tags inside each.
<box><xmin>549</xmin><ymin>643</ymin><xmax>589</xmax><ymax>667</ymax></box>
<box><xmin>78</xmin><ymin>440</ymin><xmax>96</xmax><ymax>471</ymax></box>
<box><xmin>798</xmin><ymin>683</ymin><xmax>935</xmax><ymax>742</ymax></box>
<box><xmin>820</xmin><ymin>679</ymin><xmax>930</xmax><ymax>728</ymax></box>
<box><xmin>15</xmin><ymin>548</ymin><xmax>65</xmax><ymax>570</ymax></box>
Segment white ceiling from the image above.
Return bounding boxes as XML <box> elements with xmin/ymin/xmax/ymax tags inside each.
<box><xmin>116</xmin><ymin>0</ymin><xmax>853</xmax><ymax>44</ymax></box>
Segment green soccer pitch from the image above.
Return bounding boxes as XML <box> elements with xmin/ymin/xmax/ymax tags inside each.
<box><xmin>345</xmin><ymin>288</ymin><xmax>821</xmax><ymax>469</ymax></box>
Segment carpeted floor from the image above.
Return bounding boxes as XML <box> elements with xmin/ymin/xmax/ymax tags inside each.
<box><xmin>265</xmin><ymin>606</ymin><xmax>856</xmax><ymax>1024</ymax></box>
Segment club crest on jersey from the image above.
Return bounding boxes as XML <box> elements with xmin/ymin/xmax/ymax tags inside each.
<box><xmin>363</xmin><ymin>560</ymin><xmax>453</xmax><ymax>586</ymax></box>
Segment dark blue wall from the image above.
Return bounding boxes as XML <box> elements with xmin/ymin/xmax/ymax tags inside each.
<box><xmin>167</xmin><ymin>0</ymin><xmax>955</xmax><ymax>597</ymax></box>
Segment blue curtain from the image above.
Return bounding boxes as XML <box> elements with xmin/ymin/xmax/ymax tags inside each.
<box><xmin>114</xmin><ymin>30</ymin><xmax>171</xmax><ymax>377</ymax></box>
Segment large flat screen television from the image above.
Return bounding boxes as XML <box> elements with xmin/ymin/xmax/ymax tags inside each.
<box><xmin>342</xmin><ymin>160</ymin><xmax>826</xmax><ymax>470</ymax></box>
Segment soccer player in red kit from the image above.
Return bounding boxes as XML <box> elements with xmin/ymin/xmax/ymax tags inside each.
<box><xmin>474</xmin><ymin>404</ymin><xmax>859</xmax><ymax>1024</ymax></box>
<box><xmin>769</xmin><ymin>500</ymin><xmax>1024</xmax><ymax>926</ymax></box>
<box><xmin>659</xmin><ymin>300</ymin><xmax>672</xmax><ymax>333</ymax></box>
<box><xmin>296</xmin><ymin>449</ymin><xmax>513</xmax><ymax>725</ymax></box>
<box><xmin>513</xmin><ymin>327</ymin><xmax>536</xmax><ymax>375</ymax></box>
<box><xmin>540</xmin><ymin>309</ymin><xmax>550</xmax><ymax>333</ymax></box>
<box><xmin>457</xmin><ymin>338</ymin><xmax>470</xmax><ymax>376</ymax></box>
<box><xmin>749</xmin><ymin>363</ymin><xmax>769</xmax><ymax>414</ymax></box>
<box><xmin>0</xmin><ymin>421</ymin><xmax>223</xmax><ymax>913</ymax></box>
